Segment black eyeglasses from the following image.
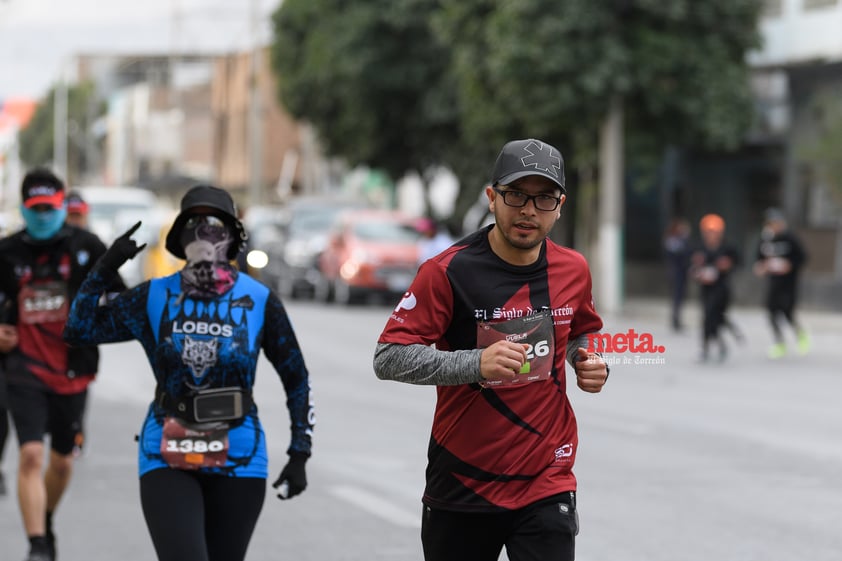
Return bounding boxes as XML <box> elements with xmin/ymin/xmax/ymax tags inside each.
<box><xmin>185</xmin><ymin>214</ymin><xmax>226</xmax><ymax>229</ymax></box>
<box><xmin>492</xmin><ymin>187</ymin><xmax>562</xmax><ymax>212</ymax></box>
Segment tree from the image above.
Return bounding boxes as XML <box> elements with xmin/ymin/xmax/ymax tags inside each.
<box><xmin>435</xmin><ymin>0</ymin><xmax>762</xmax><ymax>204</ymax></box>
<box><xmin>799</xmin><ymin>90</ymin><xmax>842</xmax><ymax>206</ymax></box>
<box><xmin>269</xmin><ymin>0</ymin><xmax>763</xmax><ymax>227</ymax></box>
<box><xmin>17</xmin><ymin>81</ymin><xmax>103</xmax><ymax>185</ymax></box>
<box><xmin>270</xmin><ymin>0</ymin><xmax>460</xmax><ymax>187</ymax></box>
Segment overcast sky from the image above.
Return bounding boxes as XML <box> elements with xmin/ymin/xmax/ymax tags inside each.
<box><xmin>0</xmin><ymin>0</ymin><xmax>277</xmax><ymax>100</ymax></box>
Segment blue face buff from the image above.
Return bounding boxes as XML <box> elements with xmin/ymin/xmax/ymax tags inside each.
<box><xmin>21</xmin><ymin>205</ymin><xmax>67</xmax><ymax>240</ymax></box>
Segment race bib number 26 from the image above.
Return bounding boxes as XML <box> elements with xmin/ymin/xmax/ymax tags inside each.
<box><xmin>477</xmin><ymin>310</ymin><xmax>555</xmax><ymax>387</ymax></box>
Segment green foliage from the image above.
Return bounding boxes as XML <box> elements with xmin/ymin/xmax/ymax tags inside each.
<box><xmin>270</xmin><ymin>0</ymin><xmax>763</xmax><ymax>217</ymax></box>
<box><xmin>271</xmin><ymin>0</ymin><xmax>459</xmax><ymax>182</ymax></box>
<box><xmin>798</xmin><ymin>91</ymin><xmax>842</xmax><ymax>203</ymax></box>
<box><xmin>18</xmin><ymin>81</ymin><xmax>102</xmax><ymax>185</ymax></box>
<box><xmin>437</xmin><ymin>0</ymin><xmax>762</xmax><ymax>153</ymax></box>
<box><xmin>622</xmin><ymin>1</ymin><xmax>762</xmax><ymax>150</ymax></box>
<box><xmin>17</xmin><ymin>91</ymin><xmax>56</xmax><ymax>170</ymax></box>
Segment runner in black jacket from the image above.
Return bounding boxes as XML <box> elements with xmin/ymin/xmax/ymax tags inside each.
<box><xmin>691</xmin><ymin>214</ymin><xmax>741</xmax><ymax>363</ymax></box>
<box><xmin>753</xmin><ymin>208</ymin><xmax>809</xmax><ymax>358</ymax></box>
<box><xmin>0</xmin><ymin>167</ymin><xmax>124</xmax><ymax>561</ymax></box>
<box><xmin>64</xmin><ymin>185</ymin><xmax>314</xmax><ymax>561</ymax></box>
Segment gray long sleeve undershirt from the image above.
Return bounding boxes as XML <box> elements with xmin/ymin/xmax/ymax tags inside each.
<box><xmin>373</xmin><ymin>343</ymin><xmax>484</xmax><ymax>386</ymax></box>
<box><xmin>373</xmin><ymin>333</ymin><xmax>596</xmax><ymax>386</ymax></box>
<box><xmin>566</xmin><ymin>333</ymin><xmax>593</xmax><ymax>365</ymax></box>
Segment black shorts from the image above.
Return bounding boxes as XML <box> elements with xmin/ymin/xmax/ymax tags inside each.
<box><xmin>7</xmin><ymin>384</ymin><xmax>87</xmax><ymax>455</ymax></box>
<box><xmin>421</xmin><ymin>492</ymin><xmax>578</xmax><ymax>561</ymax></box>
<box><xmin>767</xmin><ymin>286</ymin><xmax>797</xmax><ymax>315</ymax></box>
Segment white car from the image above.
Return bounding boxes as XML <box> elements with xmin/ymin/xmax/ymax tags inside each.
<box><xmin>74</xmin><ymin>185</ymin><xmax>172</xmax><ymax>286</ymax></box>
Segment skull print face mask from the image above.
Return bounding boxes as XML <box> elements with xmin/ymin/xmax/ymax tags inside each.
<box><xmin>179</xmin><ymin>215</ymin><xmax>238</xmax><ymax>298</ymax></box>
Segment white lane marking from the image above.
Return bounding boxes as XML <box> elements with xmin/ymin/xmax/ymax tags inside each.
<box><xmin>329</xmin><ymin>485</ymin><xmax>421</xmax><ymax>529</ymax></box>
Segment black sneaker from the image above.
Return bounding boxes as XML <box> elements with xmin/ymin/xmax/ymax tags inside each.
<box><xmin>46</xmin><ymin>531</ymin><xmax>56</xmax><ymax>561</ymax></box>
<box><xmin>24</xmin><ymin>547</ymin><xmax>52</xmax><ymax>561</ymax></box>
<box><xmin>26</xmin><ymin>536</ymin><xmax>53</xmax><ymax>561</ymax></box>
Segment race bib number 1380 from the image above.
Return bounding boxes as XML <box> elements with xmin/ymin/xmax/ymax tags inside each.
<box><xmin>160</xmin><ymin>416</ymin><xmax>229</xmax><ymax>470</ymax></box>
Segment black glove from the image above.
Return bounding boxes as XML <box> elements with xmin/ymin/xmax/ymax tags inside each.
<box><xmin>272</xmin><ymin>452</ymin><xmax>308</xmax><ymax>500</ymax></box>
<box><xmin>97</xmin><ymin>221</ymin><xmax>147</xmax><ymax>273</ymax></box>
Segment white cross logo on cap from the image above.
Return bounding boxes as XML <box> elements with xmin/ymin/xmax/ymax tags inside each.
<box><xmin>520</xmin><ymin>141</ymin><xmax>561</xmax><ymax>178</ymax></box>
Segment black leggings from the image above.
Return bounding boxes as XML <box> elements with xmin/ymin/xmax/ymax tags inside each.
<box><xmin>0</xmin><ymin>373</ymin><xmax>6</xmax><ymax>462</ymax></box>
<box><xmin>767</xmin><ymin>286</ymin><xmax>800</xmax><ymax>342</ymax></box>
<box><xmin>701</xmin><ymin>285</ymin><xmax>729</xmax><ymax>341</ymax></box>
<box><xmin>140</xmin><ymin>468</ymin><xmax>266</xmax><ymax>561</ymax></box>
<box><xmin>0</xmin><ymin>408</ymin><xmax>7</xmax><ymax>463</ymax></box>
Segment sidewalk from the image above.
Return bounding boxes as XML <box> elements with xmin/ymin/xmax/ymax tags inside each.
<box><xmin>597</xmin><ymin>296</ymin><xmax>841</xmax><ymax>365</ymax></box>
<box><xmin>617</xmin><ymin>296</ymin><xmax>842</xmax><ymax>330</ymax></box>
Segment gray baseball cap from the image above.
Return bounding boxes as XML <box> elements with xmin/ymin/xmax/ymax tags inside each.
<box><xmin>491</xmin><ymin>138</ymin><xmax>565</xmax><ymax>193</ymax></box>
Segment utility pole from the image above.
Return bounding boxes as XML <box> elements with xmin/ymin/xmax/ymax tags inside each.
<box><xmin>597</xmin><ymin>96</ymin><xmax>624</xmax><ymax>315</ymax></box>
<box><xmin>170</xmin><ymin>0</ymin><xmax>182</xmax><ymax>107</ymax></box>
<box><xmin>169</xmin><ymin>0</ymin><xmax>184</xmax><ymax>189</ymax></box>
<box><xmin>248</xmin><ymin>0</ymin><xmax>263</xmax><ymax>207</ymax></box>
<box><xmin>53</xmin><ymin>61</ymin><xmax>68</xmax><ymax>181</ymax></box>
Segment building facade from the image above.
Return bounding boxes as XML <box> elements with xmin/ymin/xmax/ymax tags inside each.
<box><xmin>627</xmin><ymin>0</ymin><xmax>842</xmax><ymax>310</ymax></box>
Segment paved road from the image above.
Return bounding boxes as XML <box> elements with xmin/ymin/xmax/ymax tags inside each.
<box><xmin>1</xmin><ymin>297</ymin><xmax>840</xmax><ymax>561</ymax></box>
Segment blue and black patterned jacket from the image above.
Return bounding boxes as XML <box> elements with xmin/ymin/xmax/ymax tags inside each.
<box><xmin>63</xmin><ymin>268</ymin><xmax>314</xmax><ymax>477</ymax></box>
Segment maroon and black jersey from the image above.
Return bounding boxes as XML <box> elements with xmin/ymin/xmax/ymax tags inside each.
<box><xmin>0</xmin><ymin>225</ymin><xmax>121</xmax><ymax>394</ymax></box>
<box><xmin>378</xmin><ymin>226</ymin><xmax>602</xmax><ymax>512</ymax></box>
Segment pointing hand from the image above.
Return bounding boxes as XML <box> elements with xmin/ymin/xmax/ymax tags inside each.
<box><xmin>98</xmin><ymin>221</ymin><xmax>147</xmax><ymax>273</ymax></box>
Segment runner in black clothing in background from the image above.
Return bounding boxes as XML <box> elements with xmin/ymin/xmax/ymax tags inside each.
<box><xmin>0</xmin><ymin>334</ymin><xmax>11</xmax><ymax>496</ymax></box>
<box><xmin>0</xmin><ymin>168</ymin><xmax>124</xmax><ymax>561</ymax></box>
<box><xmin>1</xmin><ymin>293</ymin><xmax>14</xmax><ymax>496</ymax></box>
<box><xmin>374</xmin><ymin>138</ymin><xmax>609</xmax><ymax>561</ymax></box>
<box><xmin>753</xmin><ymin>207</ymin><xmax>810</xmax><ymax>358</ymax></box>
<box><xmin>691</xmin><ymin>213</ymin><xmax>741</xmax><ymax>363</ymax></box>
<box><xmin>64</xmin><ymin>185</ymin><xmax>314</xmax><ymax>561</ymax></box>
<box><xmin>663</xmin><ymin>217</ymin><xmax>692</xmax><ymax>332</ymax></box>
<box><xmin>64</xmin><ymin>191</ymin><xmax>90</xmax><ymax>230</ymax></box>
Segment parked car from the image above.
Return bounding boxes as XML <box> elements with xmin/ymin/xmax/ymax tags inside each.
<box><xmin>241</xmin><ymin>205</ymin><xmax>287</xmax><ymax>287</ymax></box>
<box><xmin>75</xmin><ymin>185</ymin><xmax>170</xmax><ymax>286</ymax></box>
<box><xmin>142</xmin><ymin>212</ymin><xmax>183</xmax><ymax>280</ymax></box>
<box><xmin>316</xmin><ymin>209</ymin><xmax>421</xmax><ymax>305</ymax></box>
<box><xmin>274</xmin><ymin>196</ymin><xmax>371</xmax><ymax>299</ymax></box>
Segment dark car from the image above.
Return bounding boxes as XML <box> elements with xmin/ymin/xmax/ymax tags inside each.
<box><xmin>316</xmin><ymin>209</ymin><xmax>421</xmax><ymax>305</ymax></box>
<box><xmin>275</xmin><ymin>197</ymin><xmax>371</xmax><ymax>299</ymax></box>
<box><xmin>241</xmin><ymin>206</ymin><xmax>288</xmax><ymax>287</ymax></box>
